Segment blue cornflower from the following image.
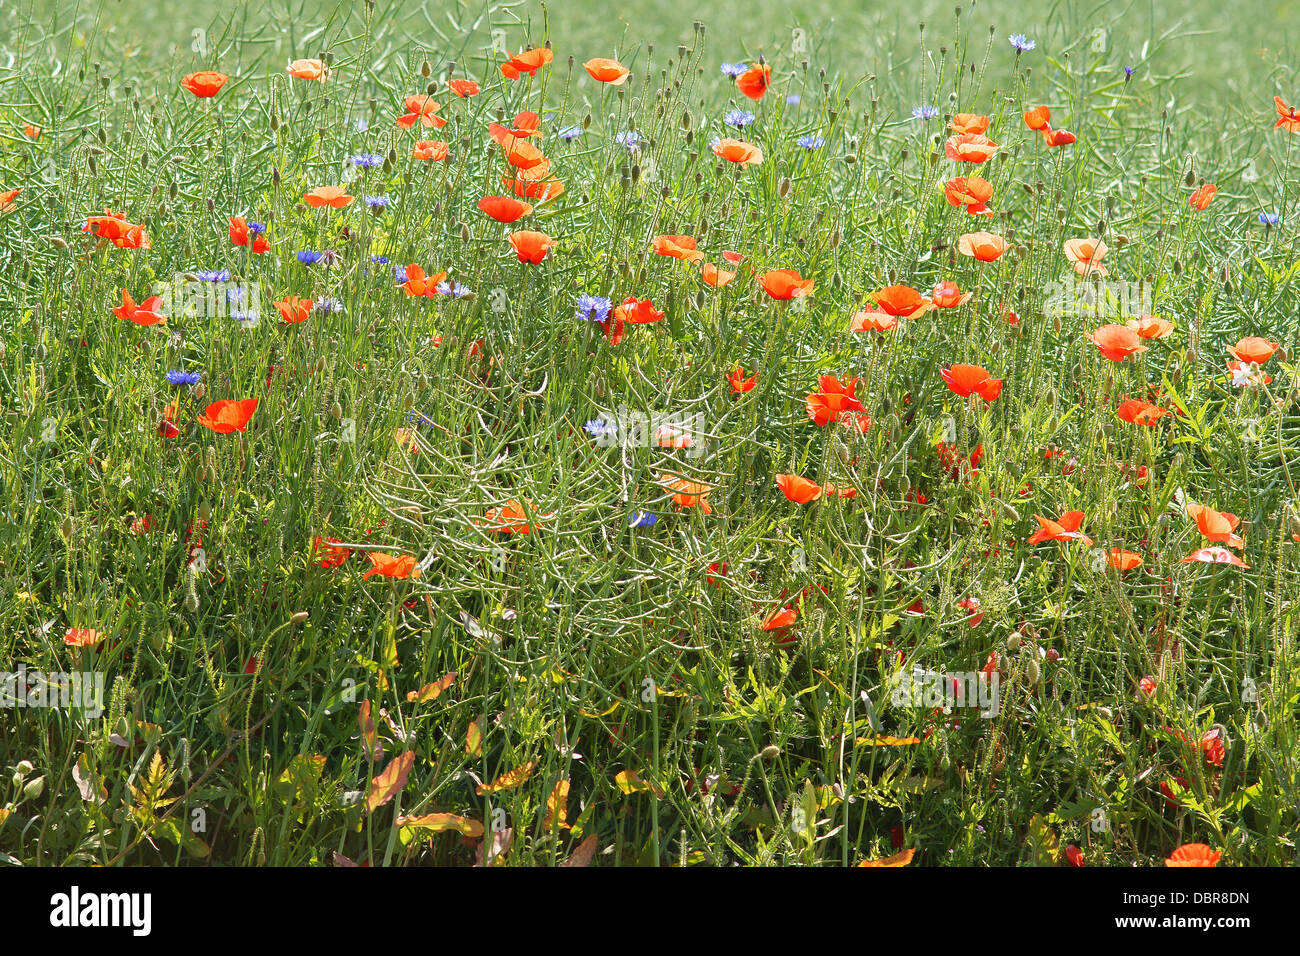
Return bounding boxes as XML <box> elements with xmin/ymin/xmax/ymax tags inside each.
<box><xmin>583</xmin><ymin>418</ymin><xmax>617</xmax><ymax>438</ymax></box>
<box><xmin>912</xmin><ymin>104</ymin><xmax>940</xmax><ymax>120</ymax></box>
<box><xmin>629</xmin><ymin>511</ymin><xmax>658</xmax><ymax>527</ymax></box>
<box><xmin>557</xmin><ymin>125</ymin><xmax>584</xmax><ymax>140</ymax></box>
<box><xmin>197</xmin><ymin>269</ymin><xmax>230</xmax><ymax>282</ymax></box>
<box><xmin>796</xmin><ymin>133</ymin><xmax>825</xmax><ymax>150</ymax></box>
<box><xmin>720</xmin><ymin>62</ymin><xmax>747</xmax><ymax>78</ymax></box>
<box><xmin>247</xmin><ymin>221</ymin><xmax>266</xmax><ymax>234</ymax></box>
<box><xmin>371</xmin><ymin>254</ymin><xmax>389</xmax><ymax>265</ymax></box>
<box><xmin>232</xmin><ymin>310</ymin><xmax>259</xmax><ymax>325</ymax></box>
<box><xmin>576</xmin><ymin>294</ymin><xmax>613</xmax><ymax>322</ymax></box>
<box><xmin>297</xmin><ymin>250</ymin><xmax>324</xmax><ymax>265</ymax></box>
<box><xmin>364</xmin><ymin>195</ymin><xmax>391</xmax><ymax>210</ymax></box>
<box><xmin>785</xmin><ymin>94</ymin><xmax>801</xmax><ymax>106</ymax></box>
<box><xmin>1259</xmin><ymin>212</ymin><xmax>1281</xmax><ymax>226</ymax></box>
<box><xmin>351</xmin><ymin>153</ymin><xmax>383</xmax><ymax>168</ymax></box>
<box><xmin>225</xmin><ymin>286</ymin><xmax>246</xmax><ymax>304</ymax></box>
<box><xmin>166</xmin><ymin>370</ymin><xmax>201</xmax><ymax>386</ymax></box>
<box><xmin>615</xmin><ymin>130</ymin><xmax>641</xmax><ymax>149</ymax></box>
<box><xmin>1123</xmin><ymin>65</ymin><xmax>1136</xmax><ymax>79</ymax></box>
<box><xmin>1009</xmin><ymin>34</ymin><xmax>1035</xmax><ymax>52</ymax></box>
<box><xmin>436</xmin><ymin>280</ymin><xmax>472</xmax><ymax>298</ymax></box>
<box><xmin>314</xmin><ymin>297</ymin><xmax>343</xmax><ymax>314</ymax></box>
<box><xmin>394</xmin><ymin>265</ymin><xmax>409</xmax><ymax>285</ymax></box>
<box><xmin>725</xmin><ymin>109</ymin><xmax>756</xmax><ymax>128</ymax></box>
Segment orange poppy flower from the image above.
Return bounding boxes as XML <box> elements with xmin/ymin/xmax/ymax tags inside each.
<box><xmin>736</xmin><ymin>63</ymin><xmax>771</xmax><ymax>100</ymax></box>
<box><xmin>478</xmin><ymin>499</ymin><xmax>545</xmax><ymax>534</ymax></box>
<box><xmin>1182</xmin><ymin>546</ymin><xmax>1248</xmax><ymax>568</ymax></box>
<box><xmin>652</xmin><ymin>235</ymin><xmax>705</xmax><ymax>262</ymax></box>
<box><xmin>944</xmin><ymin>133</ymin><xmax>999</xmax><ymax>163</ymax></box>
<box><xmin>23</xmin><ymin>123</ymin><xmax>41</xmax><ymax>139</ymax></box>
<box><xmin>1275</xmin><ymin>96</ymin><xmax>1300</xmax><ymax>133</ymax></box>
<box><xmin>413</xmin><ymin>140</ymin><xmax>449</xmax><ymax>161</ymax></box>
<box><xmin>949</xmin><ymin>113</ymin><xmax>990</xmax><ymax>134</ymax></box>
<box><xmin>1116</xmin><ymin>398</ymin><xmax>1168</xmax><ymax>426</ymax></box>
<box><xmin>113</xmin><ymin>289</ymin><xmax>166</xmax><ymax>326</ymax></box>
<box><xmin>303</xmin><ymin>186</ymin><xmax>354</xmax><ymax>209</ymax></box>
<box><xmin>851</xmin><ymin>310</ymin><xmax>899</xmax><ymax>333</ymax></box>
<box><xmin>1189</xmin><ymin>183</ymin><xmax>1217</xmax><ymax>210</ymax></box>
<box><xmin>400</xmin><ymin>265</ymin><xmax>446</xmax><ymax>297</ymax></box>
<box><xmin>871</xmin><ymin>285</ymin><xmax>932</xmax><ymax>318</ymax></box>
<box><xmin>396</xmin><ymin>94</ymin><xmax>446</xmax><ymax>129</ymax></box>
<box><xmin>64</xmin><ymin>627</ymin><xmax>105</xmax><ymax>648</ymax></box>
<box><xmin>447</xmin><ymin>78</ymin><xmax>481</xmax><ymax>97</ymax></box>
<box><xmin>478</xmin><ymin>195</ymin><xmax>534</xmax><ymax>223</ymax></box>
<box><xmin>944</xmin><ymin>175</ymin><xmax>994</xmax><ymax>215</ymax></box>
<box><xmin>929</xmin><ymin>281</ymin><xmax>972</xmax><ymax>309</ymax></box>
<box><xmin>197</xmin><ymin>398</ymin><xmax>258</xmax><ymax>434</ymax></box>
<box><xmin>0</xmin><ymin>187</ymin><xmax>20</xmax><ymax>212</ymax></box>
<box><xmin>313</xmin><ymin>536</ymin><xmax>351</xmax><ymax>569</ymax></box>
<box><xmin>657</xmin><ymin>473</ymin><xmax>717</xmax><ymax>515</ymax></box>
<box><xmin>1127</xmin><ymin>315</ymin><xmax>1174</xmax><ymax>339</ymax></box>
<box><xmin>181</xmin><ymin>71</ymin><xmax>228</xmax><ymax>97</ymax></box>
<box><xmin>728</xmin><ymin>366</ymin><xmax>757</xmax><ymax>393</ymax></box>
<box><xmin>500</xmin><ymin>47</ymin><xmax>554</xmax><ymax>80</ymax></box>
<box><xmin>614</xmin><ymin>297</ymin><xmax>664</xmax><ymax>324</ymax></box>
<box><xmin>508</xmin><ymin>230</ymin><xmax>555</xmax><ymax>264</ymax></box>
<box><xmin>762</xmin><ymin>605</ymin><xmax>797</xmax><ymax>631</ymax></box>
<box><xmin>503</xmin><ymin>170</ymin><xmax>566</xmax><ymax>202</ymax></box>
<box><xmin>712</xmin><ymin>138</ymin><xmax>764</xmax><ymax>166</ymax></box>
<box><xmin>287</xmin><ymin>58</ymin><xmax>327</xmax><ymax>81</ymax></box>
<box><xmin>1187</xmin><ymin>503</ymin><xmax>1245</xmax><ymax>549</ymax></box>
<box><xmin>83</xmin><ymin>209</ymin><xmax>151</xmax><ymax>249</ymax></box>
<box><xmin>758</xmin><ymin>269</ymin><xmax>814</xmax><ymax>300</ymax></box>
<box><xmin>1227</xmin><ymin>336</ymin><xmax>1280</xmax><ymax>364</ymax></box>
<box><xmin>1023</xmin><ymin>105</ymin><xmax>1051</xmax><ymax>130</ymax></box>
<box><xmin>1028</xmin><ymin>511</ymin><xmax>1093</xmax><ymax>547</ymax></box>
<box><xmin>492</xmin><ymin>131</ymin><xmax>548</xmax><ymax>172</ymax></box>
<box><xmin>1106</xmin><ymin>549</ymin><xmax>1143</xmax><ymax>571</ymax></box>
<box><xmin>824</xmin><ymin>484</ymin><xmax>857</xmax><ymax>499</ymax></box>
<box><xmin>1087</xmin><ymin>324</ymin><xmax>1147</xmax><ymax>362</ymax></box>
<box><xmin>1063</xmin><ymin>237</ymin><xmax>1108</xmax><ymax>276</ymax></box>
<box><xmin>805</xmin><ymin>375</ymin><xmax>865</xmax><ymax>426</ymax></box>
<box><xmin>941</xmin><ymin>364</ymin><xmax>1003</xmax><ymax>401</ymax></box>
<box><xmin>584</xmin><ymin>57</ymin><xmax>630</xmax><ymax>85</ymax></box>
<box><xmin>775</xmin><ymin>474</ymin><xmax>823</xmax><ymax>504</ymax></box>
<box><xmin>956</xmin><ymin>231</ymin><xmax>1007</xmax><ymax>261</ymax></box>
<box><xmin>275</xmin><ymin>295</ymin><xmax>314</xmax><ymax>324</ymax></box>
<box><xmin>1166</xmin><ymin>843</ymin><xmax>1221</xmax><ymax>867</ymax></box>
<box><xmin>701</xmin><ymin>262</ymin><xmax>736</xmax><ymax>286</ymax></box>
<box><xmin>490</xmin><ymin>111</ymin><xmax>543</xmax><ymax>139</ymax></box>
<box><xmin>363</xmin><ymin>552</ymin><xmax>420</xmax><ymax>580</ymax></box>
<box><xmin>1042</xmin><ymin>128</ymin><xmax>1076</xmax><ymax>147</ymax></box>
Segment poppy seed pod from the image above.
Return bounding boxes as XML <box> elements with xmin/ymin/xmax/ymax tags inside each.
<box><xmin>778</xmin><ymin>176</ymin><xmax>791</xmax><ymax>197</ymax></box>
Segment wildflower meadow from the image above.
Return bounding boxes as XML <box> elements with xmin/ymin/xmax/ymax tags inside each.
<box><xmin>0</xmin><ymin>0</ymin><xmax>1298</xmax><ymax>890</ymax></box>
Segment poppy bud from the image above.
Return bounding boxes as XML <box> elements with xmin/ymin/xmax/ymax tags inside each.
<box><xmin>1288</xmin><ymin>509</ymin><xmax>1300</xmax><ymax>539</ymax></box>
<box><xmin>403</xmin><ymin>391</ymin><xmax>415</xmax><ymax>409</ymax></box>
<box><xmin>193</xmin><ymin>382</ymin><xmax>206</xmax><ymax>400</ymax></box>
<box><xmin>23</xmin><ymin>776</ymin><xmax>45</xmax><ymax>800</ymax></box>
<box><xmin>844</xmin><ymin>153</ymin><xmax>857</xmax><ymax>164</ymax></box>
<box><xmin>761</xmin><ymin>745</ymin><xmax>781</xmax><ymax>760</ymax></box>
<box><xmin>270</xmin><ymin>113</ymin><xmax>280</xmax><ymax>131</ymax></box>
<box><xmin>50</xmin><ymin>236</ymin><xmax>69</xmax><ymax>250</ymax></box>
<box><xmin>426</xmin><ymin>80</ymin><xmax>437</xmax><ymax>95</ymax></box>
<box><xmin>778</xmin><ymin>177</ymin><xmax>791</xmax><ymax>198</ymax></box>
<box><xmin>59</xmin><ymin>516</ymin><xmax>73</xmax><ymax>541</ymax></box>
<box><xmin>330</xmin><ymin>401</ymin><xmax>343</xmax><ymax>420</ymax></box>
<box><xmin>185</xmin><ymin>590</ymin><xmax>199</xmax><ymax>612</ymax></box>
<box><xmin>460</xmin><ymin>222</ymin><xmax>470</xmax><ymax>242</ymax></box>
<box><xmin>272</xmin><ymin>168</ymin><xmax>280</xmax><ymax>185</ymax></box>
<box><xmin>324</xmin><ymin>51</ymin><xmax>334</xmax><ymax>66</ymax></box>
<box><xmin>290</xmin><ymin>611</ymin><xmax>309</xmax><ymax>624</ymax></box>
<box><xmin>1006</xmin><ymin>634</ymin><xmax>1021</xmax><ymax>652</ymax></box>
<box><xmin>86</xmin><ymin>154</ymin><xmax>97</xmax><ymax>174</ymax></box>
<box><xmin>421</xmin><ymin>59</ymin><xmax>431</xmax><ymax>77</ymax></box>
<box><xmin>1026</xmin><ymin>658</ymin><xmax>1041</xmax><ymax>684</ymax></box>
<box><xmin>1172</xmin><ymin>259</ymin><xmax>1181</xmax><ymax>276</ymax></box>
<box><xmin>1185</xmin><ymin>169</ymin><xmax>1196</xmax><ymax>187</ymax></box>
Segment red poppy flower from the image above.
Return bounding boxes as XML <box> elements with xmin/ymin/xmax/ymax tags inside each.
<box><xmin>851</xmin><ymin>310</ymin><xmax>899</xmax><ymax>332</ymax></box>
<box><xmin>584</xmin><ymin>58</ymin><xmax>630</xmax><ymax>85</ymax></box>
<box><xmin>477</xmin><ymin>195</ymin><xmax>534</xmax><ymax>223</ymax></box>
<box><xmin>775</xmin><ymin>474</ymin><xmax>823</xmax><ymax>504</ymax></box>
<box><xmin>1064</xmin><ymin>237</ymin><xmax>1108</xmax><ymax>276</ymax></box>
<box><xmin>1187</xmin><ymin>503</ymin><xmax>1245</xmax><ymax>549</ymax></box>
<box><xmin>1189</xmin><ymin>183</ymin><xmax>1217</xmax><ymax>210</ymax></box>
<box><xmin>614</xmin><ymin>297</ymin><xmax>664</xmax><ymax>324</ymax></box>
<box><xmin>1023</xmin><ymin>105</ymin><xmax>1051</xmax><ymax>130</ymax></box>
<box><xmin>113</xmin><ymin>289</ymin><xmax>166</xmax><ymax>326</ymax></box>
<box><xmin>1227</xmin><ymin>336</ymin><xmax>1280</xmax><ymax>365</ymax></box>
<box><xmin>805</xmin><ymin>375</ymin><xmax>865</xmax><ymax>426</ymax></box>
<box><xmin>500</xmin><ymin>47</ymin><xmax>554</xmax><ymax>80</ymax></box>
<box><xmin>1028</xmin><ymin>511</ymin><xmax>1093</xmax><ymax>547</ymax></box>
<box><xmin>508</xmin><ymin>230</ymin><xmax>555</xmax><ymax>264</ymax></box>
<box><xmin>197</xmin><ymin>398</ymin><xmax>258</xmax><ymax>434</ymax></box>
<box><xmin>956</xmin><ymin>231</ymin><xmax>1007</xmax><ymax>261</ymax></box>
<box><xmin>1181</xmin><ymin>546</ymin><xmax>1248</xmax><ymax>568</ymax></box>
<box><xmin>1275</xmin><ymin>96</ymin><xmax>1300</xmax><ymax>132</ymax></box>
<box><xmin>652</xmin><ymin>234</ymin><xmax>705</xmax><ymax>262</ymax></box>
<box><xmin>929</xmin><ymin>281</ymin><xmax>972</xmax><ymax>309</ymax></box>
<box><xmin>313</xmin><ymin>536</ymin><xmax>352</xmax><ymax>569</ymax></box>
<box><xmin>1127</xmin><ymin>315</ymin><xmax>1174</xmax><ymax>339</ymax></box>
<box><xmin>181</xmin><ymin>71</ymin><xmax>228</xmax><ymax>97</ymax></box>
<box><xmin>413</xmin><ymin>140</ymin><xmax>449</xmax><ymax>161</ymax></box>
<box><xmin>1087</xmin><ymin>324</ymin><xmax>1147</xmax><ymax>362</ymax></box>
<box><xmin>949</xmin><ymin>113</ymin><xmax>990</xmax><ymax>134</ymax></box>
<box><xmin>701</xmin><ymin>262</ymin><xmax>736</xmax><ymax>286</ymax></box>
<box><xmin>1107</xmin><ymin>549</ymin><xmax>1143</xmax><ymax>571</ymax></box>
<box><xmin>712</xmin><ymin>138</ymin><xmax>763</xmax><ymax>166</ymax></box>
<box><xmin>728</xmin><ymin>366</ymin><xmax>757</xmax><ymax>393</ymax></box>
<box><xmin>363</xmin><ymin>552</ymin><xmax>420</xmax><ymax>580</ymax></box>
<box><xmin>275</xmin><ymin>296</ymin><xmax>314</xmax><ymax>324</ymax></box>
<box><xmin>395</xmin><ymin>94</ymin><xmax>447</xmax><ymax>129</ymax></box>
<box><xmin>1042</xmin><ymin>127</ymin><xmax>1076</xmax><ymax>147</ymax></box>
<box><xmin>944</xmin><ymin>176</ymin><xmax>994</xmax><ymax>216</ymax></box>
<box><xmin>1165</xmin><ymin>844</ymin><xmax>1221</xmax><ymax>867</ymax></box>
<box><xmin>758</xmin><ymin>269</ymin><xmax>814</xmax><ymax>300</ymax></box>
<box><xmin>940</xmin><ymin>364</ymin><xmax>1003</xmax><ymax>402</ymax></box>
<box><xmin>287</xmin><ymin>59</ymin><xmax>327</xmax><ymax>81</ymax></box>
<box><xmin>871</xmin><ymin>285</ymin><xmax>932</xmax><ymax>318</ymax></box>
<box><xmin>944</xmin><ymin>133</ymin><xmax>999</xmax><ymax>162</ymax></box>
<box><xmin>303</xmin><ymin>186</ymin><xmax>354</xmax><ymax>209</ymax></box>
<box><xmin>446</xmin><ymin>78</ymin><xmax>481</xmax><ymax>97</ymax></box>
<box><xmin>735</xmin><ymin>64</ymin><xmax>771</xmax><ymax>100</ymax></box>
<box><xmin>64</xmin><ymin>628</ymin><xmax>105</xmax><ymax>648</ymax></box>
<box><xmin>1116</xmin><ymin>398</ymin><xmax>1168</xmax><ymax>426</ymax></box>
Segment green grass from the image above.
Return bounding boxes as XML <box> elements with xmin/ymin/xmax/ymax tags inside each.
<box><xmin>0</xmin><ymin>0</ymin><xmax>1297</xmax><ymax>866</ymax></box>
